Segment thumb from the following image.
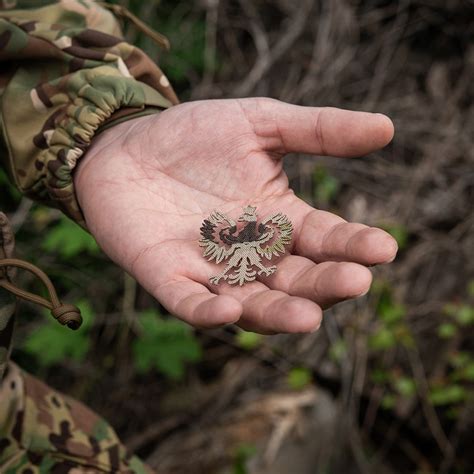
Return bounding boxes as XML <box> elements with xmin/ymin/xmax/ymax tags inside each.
<box><xmin>239</xmin><ymin>98</ymin><xmax>394</xmax><ymax>157</ymax></box>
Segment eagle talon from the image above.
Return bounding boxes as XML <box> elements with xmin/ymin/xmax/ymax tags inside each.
<box><xmin>209</xmin><ymin>274</ymin><xmax>228</xmax><ymax>285</ymax></box>
<box><xmin>258</xmin><ymin>266</ymin><xmax>277</xmax><ymax>276</ymax></box>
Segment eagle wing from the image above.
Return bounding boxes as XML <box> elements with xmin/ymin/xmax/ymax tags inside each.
<box><xmin>257</xmin><ymin>213</ymin><xmax>293</xmax><ymax>260</ymax></box>
<box><xmin>199</xmin><ymin>211</ymin><xmax>237</xmax><ymax>263</ymax></box>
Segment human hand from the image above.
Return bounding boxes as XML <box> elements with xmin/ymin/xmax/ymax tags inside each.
<box><xmin>74</xmin><ymin>98</ymin><xmax>397</xmax><ymax>334</ymax></box>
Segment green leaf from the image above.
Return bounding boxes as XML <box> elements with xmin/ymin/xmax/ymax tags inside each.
<box><xmin>429</xmin><ymin>385</ymin><xmax>467</xmax><ymax>406</ymax></box>
<box><xmin>379</xmin><ymin>303</ymin><xmax>406</xmax><ymax>325</ymax></box>
<box><xmin>368</xmin><ymin>327</ymin><xmax>397</xmax><ymax>351</ymax></box>
<box><xmin>23</xmin><ymin>303</ymin><xmax>92</xmax><ymax>366</ymax></box>
<box><xmin>381</xmin><ymin>394</ymin><xmax>396</xmax><ymax>409</ymax></box>
<box><xmin>455</xmin><ymin>305</ymin><xmax>474</xmax><ymax>326</ymax></box>
<box><xmin>287</xmin><ymin>367</ymin><xmax>312</xmax><ymax>390</ymax></box>
<box><xmin>467</xmin><ymin>280</ymin><xmax>474</xmax><ymax>298</ymax></box>
<box><xmin>449</xmin><ymin>351</ymin><xmax>471</xmax><ymax>368</ymax></box>
<box><xmin>313</xmin><ymin>166</ymin><xmax>340</xmax><ymax>203</ymax></box>
<box><xmin>236</xmin><ymin>331</ymin><xmax>263</xmax><ymax>350</ymax></box>
<box><xmin>460</xmin><ymin>363</ymin><xmax>474</xmax><ymax>382</ymax></box>
<box><xmin>393</xmin><ymin>376</ymin><xmax>416</xmax><ymax>397</ymax></box>
<box><xmin>438</xmin><ymin>322</ymin><xmax>457</xmax><ymax>339</ymax></box>
<box><xmin>233</xmin><ymin>443</ymin><xmax>257</xmax><ymax>474</ymax></box>
<box><xmin>449</xmin><ymin>352</ymin><xmax>474</xmax><ymax>382</ymax></box>
<box><xmin>43</xmin><ymin>217</ymin><xmax>99</xmax><ymax>258</ymax></box>
<box><xmin>132</xmin><ymin>310</ymin><xmax>201</xmax><ymax>380</ymax></box>
<box><xmin>76</xmin><ymin>300</ymin><xmax>94</xmax><ymax>330</ymax></box>
<box><xmin>374</xmin><ymin>285</ymin><xmax>405</xmax><ymax>326</ymax></box>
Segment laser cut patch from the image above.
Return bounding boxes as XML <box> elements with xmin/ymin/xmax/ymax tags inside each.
<box><xmin>199</xmin><ymin>206</ymin><xmax>293</xmax><ymax>286</ymax></box>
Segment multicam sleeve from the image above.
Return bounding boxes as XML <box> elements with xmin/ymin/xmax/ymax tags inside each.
<box><xmin>0</xmin><ymin>0</ymin><xmax>178</xmax><ymax>227</ymax></box>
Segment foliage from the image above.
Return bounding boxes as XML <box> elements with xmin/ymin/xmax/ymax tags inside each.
<box><xmin>287</xmin><ymin>367</ymin><xmax>312</xmax><ymax>390</ymax></box>
<box><xmin>232</xmin><ymin>443</ymin><xmax>257</xmax><ymax>474</ymax></box>
<box><xmin>132</xmin><ymin>309</ymin><xmax>202</xmax><ymax>380</ymax></box>
<box><xmin>438</xmin><ymin>322</ymin><xmax>457</xmax><ymax>339</ymax></box>
<box><xmin>449</xmin><ymin>352</ymin><xmax>474</xmax><ymax>383</ymax></box>
<box><xmin>444</xmin><ymin>303</ymin><xmax>474</xmax><ymax>326</ymax></box>
<box><xmin>369</xmin><ymin>327</ymin><xmax>397</xmax><ymax>351</ymax></box>
<box><xmin>428</xmin><ymin>385</ymin><xmax>467</xmax><ymax>406</ymax></box>
<box><xmin>108</xmin><ymin>0</ymin><xmax>208</xmax><ymax>95</ymax></box>
<box><xmin>23</xmin><ymin>300</ymin><xmax>92</xmax><ymax>367</ymax></box>
<box><xmin>393</xmin><ymin>376</ymin><xmax>416</xmax><ymax>397</ymax></box>
<box><xmin>313</xmin><ymin>165</ymin><xmax>340</xmax><ymax>205</ymax></box>
<box><xmin>437</xmin><ymin>302</ymin><xmax>474</xmax><ymax>339</ymax></box>
<box><xmin>155</xmin><ymin>9</ymin><xmax>207</xmax><ymax>85</ymax></box>
<box><xmin>42</xmin><ymin>216</ymin><xmax>99</xmax><ymax>258</ymax></box>
<box><xmin>236</xmin><ymin>330</ymin><xmax>263</xmax><ymax>350</ymax></box>
<box><xmin>369</xmin><ymin>280</ymin><xmax>412</xmax><ymax>351</ymax></box>
<box><xmin>0</xmin><ymin>168</ymin><xmax>21</xmax><ymax>203</ymax></box>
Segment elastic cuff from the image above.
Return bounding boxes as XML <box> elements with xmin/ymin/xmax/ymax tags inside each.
<box><xmin>17</xmin><ymin>70</ymin><xmax>172</xmax><ymax>228</ymax></box>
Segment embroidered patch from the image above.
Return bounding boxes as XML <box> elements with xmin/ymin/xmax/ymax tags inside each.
<box><xmin>199</xmin><ymin>206</ymin><xmax>293</xmax><ymax>286</ymax></box>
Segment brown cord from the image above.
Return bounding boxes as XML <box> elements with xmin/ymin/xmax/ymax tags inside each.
<box><xmin>0</xmin><ymin>258</ymin><xmax>82</xmax><ymax>330</ymax></box>
<box><xmin>97</xmin><ymin>2</ymin><xmax>170</xmax><ymax>51</ymax></box>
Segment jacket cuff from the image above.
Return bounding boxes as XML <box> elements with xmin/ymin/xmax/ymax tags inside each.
<box><xmin>2</xmin><ymin>67</ymin><xmax>172</xmax><ymax>228</ymax></box>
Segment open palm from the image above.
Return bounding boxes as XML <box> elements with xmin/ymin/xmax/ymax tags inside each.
<box><xmin>74</xmin><ymin>98</ymin><xmax>397</xmax><ymax>334</ymax></box>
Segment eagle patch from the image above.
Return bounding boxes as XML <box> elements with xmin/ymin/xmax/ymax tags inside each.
<box><xmin>199</xmin><ymin>206</ymin><xmax>293</xmax><ymax>286</ymax></box>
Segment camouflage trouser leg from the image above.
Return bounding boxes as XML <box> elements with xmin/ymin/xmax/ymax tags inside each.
<box><xmin>0</xmin><ymin>363</ymin><xmax>154</xmax><ymax>473</ymax></box>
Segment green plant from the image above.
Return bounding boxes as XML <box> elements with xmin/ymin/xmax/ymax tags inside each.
<box><xmin>449</xmin><ymin>352</ymin><xmax>474</xmax><ymax>383</ymax></box>
<box><xmin>313</xmin><ymin>165</ymin><xmax>340</xmax><ymax>204</ymax></box>
<box><xmin>438</xmin><ymin>322</ymin><xmax>457</xmax><ymax>339</ymax></box>
<box><xmin>233</xmin><ymin>443</ymin><xmax>257</xmax><ymax>474</ymax></box>
<box><xmin>369</xmin><ymin>327</ymin><xmax>397</xmax><ymax>351</ymax></box>
<box><xmin>287</xmin><ymin>367</ymin><xmax>312</xmax><ymax>390</ymax></box>
<box><xmin>132</xmin><ymin>309</ymin><xmax>202</xmax><ymax>380</ymax></box>
<box><xmin>393</xmin><ymin>376</ymin><xmax>416</xmax><ymax>397</ymax></box>
<box><xmin>428</xmin><ymin>384</ymin><xmax>467</xmax><ymax>406</ymax></box>
<box><xmin>236</xmin><ymin>330</ymin><xmax>263</xmax><ymax>350</ymax></box>
<box><xmin>437</xmin><ymin>301</ymin><xmax>474</xmax><ymax>341</ymax></box>
<box><xmin>369</xmin><ymin>280</ymin><xmax>413</xmax><ymax>350</ymax></box>
<box><xmin>23</xmin><ymin>300</ymin><xmax>93</xmax><ymax>367</ymax></box>
<box><xmin>42</xmin><ymin>216</ymin><xmax>99</xmax><ymax>258</ymax></box>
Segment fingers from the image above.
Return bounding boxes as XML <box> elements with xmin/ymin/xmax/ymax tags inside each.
<box><xmin>136</xmin><ymin>241</ymin><xmax>322</xmax><ymax>334</ymax></box>
<box><xmin>153</xmin><ymin>279</ymin><xmax>242</xmax><ymax>329</ymax></box>
<box><xmin>294</xmin><ymin>209</ymin><xmax>398</xmax><ymax>265</ymax></box>
<box><xmin>262</xmin><ymin>255</ymin><xmax>373</xmax><ymax>308</ymax></box>
<box><xmin>239</xmin><ymin>98</ymin><xmax>394</xmax><ymax>157</ymax></box>
<box><xmin>216</xmin><ymin>281</ymin><xmax>323</xmax><ymax>334</ymax></box>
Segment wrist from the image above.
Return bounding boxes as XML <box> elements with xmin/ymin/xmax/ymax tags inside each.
<box><xmin>73</xmin><ymin>114</ymin><xmax>157</xmax><ymax>228</ymax></box>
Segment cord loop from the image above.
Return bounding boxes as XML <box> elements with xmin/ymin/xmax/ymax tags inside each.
<box><xmin>0</xmin><ymin>258</ymin><xmax>82</xmax><ymax>330</ymax></box>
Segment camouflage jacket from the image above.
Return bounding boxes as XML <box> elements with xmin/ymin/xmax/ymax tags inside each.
<box><xmin>0</xmin><ymin>0</ymin><xmax>178</xmax><ymax>380</ymax></box>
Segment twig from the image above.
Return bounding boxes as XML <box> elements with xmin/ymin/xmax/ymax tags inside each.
<box><xmin>234</xmin><ymin>0</ymin><xmax>314</xmax><ymax>97</ymax></box>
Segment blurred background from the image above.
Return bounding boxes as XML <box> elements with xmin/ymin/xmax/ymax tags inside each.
<box><xmin>2</xmin><ymin>0</ymin><xmax>473</xmax><ymax>472</ymax></box>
